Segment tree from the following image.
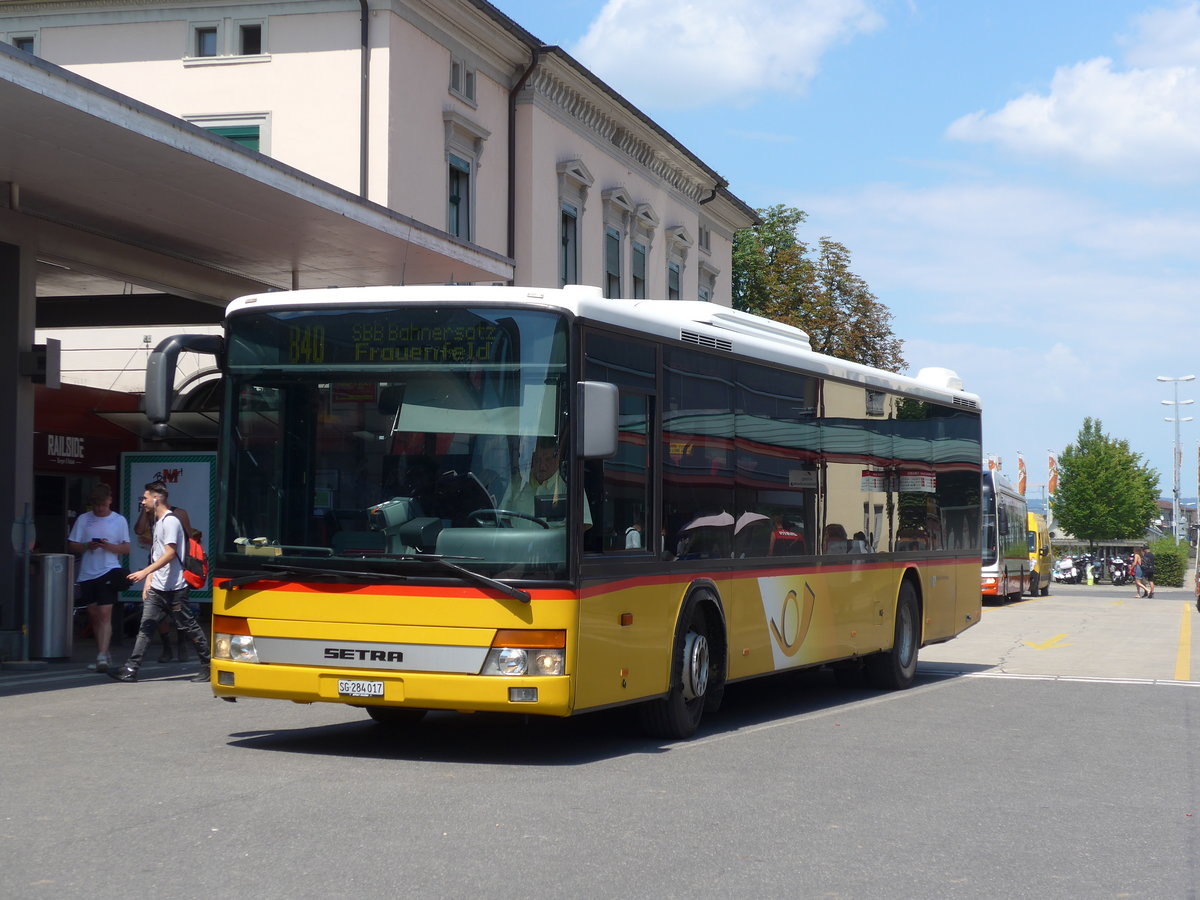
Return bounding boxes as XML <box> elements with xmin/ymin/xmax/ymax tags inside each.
<box><xmin>732</xmin><ymin>204</ymin><xmax>906</xmax><ymax>372</ymax></box>
<box><xmin>1052</xmin><ymin>418</ymin><xmax>1159</xmax><ymax>545</ymax></box>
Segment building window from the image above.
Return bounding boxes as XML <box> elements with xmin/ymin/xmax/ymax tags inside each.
<box><xmin>557</xmin><ymin>159</ymin><xmax>593</xmax><ymax>285</ymax></box>
<box><xmin>207</xmin><ymin>125</ymin><xmax>260</xmax><ymax>151</ymax></box>
<box><xmin>450</xmin><ymin>58</ymin><xmax>476</xmax><ymax>104</ymax></box>
<box><xmin>448</xmin><ymin>154</ymin><xmax>471</xmax><ymax>240</ymax></box>
<box><xmin>238</xmin><ymin>22</ymin><xmax>263</xmax><ymax>56</ymax></box>
<box><xmin>604</xmin><ymin>227</ymin><xmax>622</xmax><ymax>298</ymax></box>
<box><xmin>632</xmin><ymin>242</ymin><xmax>647</xmax><ymax>299</ymax></box>
<box><xmin>698</xmin><ymin>224</ymin><xmax>712</xmax><ymax>254</ymax></box>
<box><xmin>442</xmin><ymin>110</ymin><xmax>488</xmax><ymax>243</ymax></box>
<box><xmin>10</xmin><ymin>34</ymin><xmax>35</xmax><ymax>54</ymax></box>
<box><xmin>561</xmin><ymin>205</ymin><xmax>579</xmax><ymax>286</ymax></box>
<box><xmin>193</xmin><ymin>24</ymin><xmax>219</xmax><ymax>58</ymax></box>
<box><xmin>698</xmin><ymin>260</ymin><xmax>718</xmax><ymax>304</ymax></box>
<box><xmin>186</xmin><ymin>113</ymin><xmax>271</xmax><ymax>155</ymax></box>
<box><xmin>186</xmin><ymin>19</ymin><xmax>267</xmax><ymax>61</ymax></box>
<box><xmin>666</xmin><ymin>226</ymin><xmax>692</xmax><ymax>302</ymax></box>
<box><xmin>601</xmin><ymin>187</ymin><xmax>634</xmax><ymax>300</ymax></box>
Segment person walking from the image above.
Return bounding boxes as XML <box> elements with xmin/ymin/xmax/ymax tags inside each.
<box><xmin>1141</xmin><ymin>546</ymin><xmax>1156</xmax><ymax>599</ymax></box>
<box><xmin>134</xmin><ymin>499</ymin><xmax>192</xmax><ymax>662</ymax></box>
<box><xmin>108</xmin><ymin>482</ymin><xmax>210</xmax><ymax>683</ymax></box>
<box><xmin>1132</xmin><ymin>548</ymin><xmax>1147</xmax><ymax>598</ymax></box>
<box><xmin>67</xmin><ymin>484</ymin><xmax>131</xmax><ymax>673</ymax></box>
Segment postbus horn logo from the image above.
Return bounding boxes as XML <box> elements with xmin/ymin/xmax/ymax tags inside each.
<box><xmin>768</xmin><ymin>584</ymin><xmax>815</xmax><ymax>658</ymax></box>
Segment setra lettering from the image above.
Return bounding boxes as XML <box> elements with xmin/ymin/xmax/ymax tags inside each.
<box><xmin>323</xmin><ymin>647</ymin><xmax>404</xmax><ymax>662</ymax></box>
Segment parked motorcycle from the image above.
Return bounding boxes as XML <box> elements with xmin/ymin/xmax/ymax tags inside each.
<box><xmin>1054</xmin><ymin>556</ymin><xmax>1079</xmax><ymax>584</ymax></box>
<box><xmin>1110</xmin><ymin>557</ymin><xmax>1129</xmax><ymax>586</ymax></box>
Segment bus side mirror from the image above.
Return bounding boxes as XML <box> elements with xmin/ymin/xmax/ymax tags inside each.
<box><xmin>578</xmin><ymin>381</ymin><xmax>618</xmax><ymax>459</ymax></box>
<box><xmin>145</xmin><ymin>334</ymin><xmax>225</xmax><ymax>431</ymax></box>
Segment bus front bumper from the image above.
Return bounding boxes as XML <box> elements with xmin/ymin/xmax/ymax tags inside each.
<box><xmin>210</xmin><ymin>662</ymin><xmax>572</xmax><ymax>717</ymax></box>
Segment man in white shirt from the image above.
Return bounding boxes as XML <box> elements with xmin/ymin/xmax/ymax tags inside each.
<box><xmin>108</xmin><ymin>482</ymin><xmax>211</xmax><ymax>683</ymax></box>
<box><xmin>502</xmin><ymin>437</ymin><xmax>591</xmax><ymax>527</ymax></box>
<box><xmin>67</xmin><ymin>484</ymin><xmax>130</xmax><ymax>673</ymax></box>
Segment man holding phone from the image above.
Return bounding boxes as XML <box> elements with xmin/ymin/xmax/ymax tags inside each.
<box><xmin>67</xmin><ymin>483</ymin><xmax>131</xmax><ymax>673</ymax></box>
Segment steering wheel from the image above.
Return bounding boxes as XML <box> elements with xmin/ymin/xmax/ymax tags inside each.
<box><xmin>468</xmin><ymin>508</ymin><xmax>550</xmax><ymax>529</ymax></box>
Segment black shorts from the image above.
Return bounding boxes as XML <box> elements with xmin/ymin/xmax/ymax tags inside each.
<box><xmin>78</xmin><ymin>573</ymin><xmax>121</xmax><ymax>606</ymax></box>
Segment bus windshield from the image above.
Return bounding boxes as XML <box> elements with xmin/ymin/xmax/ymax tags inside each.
<box><xmin>221</xmin><ymin>305</ymin><xmax>570</xmax><ymax>580</ymax></box>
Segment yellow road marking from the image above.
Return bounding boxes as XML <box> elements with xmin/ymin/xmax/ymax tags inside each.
<box><xmin>1176</xmin><ymin>602</ymin><xmax>1192</xmax><ymax>682</ymax></box>
<box><xmin>1024</xmin><ymin>633</ymin><xmax>1070</xmax><ymax>650</ymax></box>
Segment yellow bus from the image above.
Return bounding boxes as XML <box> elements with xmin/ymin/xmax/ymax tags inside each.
<box><xmin>146</xmin><ymin>285</ymin><xmax>983</xmax><ymax>739</ymax></box>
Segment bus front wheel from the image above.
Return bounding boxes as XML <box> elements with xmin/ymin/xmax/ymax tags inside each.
<box><xmin>865</xmin><ymin>582</ymin><xmax>919</xmax><ymax>690</ymax></box>
<box><xmin>638</xmin><ymin>593</ymin><xmax>724</xmax><ymax>740</ymax></box>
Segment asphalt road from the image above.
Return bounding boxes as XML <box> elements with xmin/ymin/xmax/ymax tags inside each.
<box><xmin>3</xmin><ymin>580</ymin><xmax>1199</xmax><ymax>899</ymax></box>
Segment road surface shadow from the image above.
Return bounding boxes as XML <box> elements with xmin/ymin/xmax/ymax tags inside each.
<box><xmin>224</xmin><ymin>662</ymin><xmax>992</xmax><ymax>766</ymax></box>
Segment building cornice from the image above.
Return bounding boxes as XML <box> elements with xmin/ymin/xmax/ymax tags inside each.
<box><xmin>522</xmin><ymin>63</ymin><xmax>710</xmax><ymax>204</ymax></box>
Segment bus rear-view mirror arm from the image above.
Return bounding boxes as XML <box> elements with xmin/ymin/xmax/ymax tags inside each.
<box><xmin>145</xmin><ymin>333</ymin><xmax>225</xmax><ymax>431</ymax></box>
<box><xmin>578</xmin><ymin>381</ymin><xmax>618</xmax><ymax>459</ymax></box>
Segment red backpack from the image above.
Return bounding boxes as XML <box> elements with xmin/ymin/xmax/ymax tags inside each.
<box><xmin>182</xmin><ymin>533</ymin><xmax>208</xmax><ymax>588</ymax></box>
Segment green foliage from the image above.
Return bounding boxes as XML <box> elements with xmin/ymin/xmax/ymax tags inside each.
<box><xmin>1147</xmin><ymin>537</ymin><xmax>1187</xmax><ymax>588</ymax></box>
<box><xmin>732</xmin><ymin>205</ymin><xmax>906</xmax><ymax>372</ymax></box>
<box><xmin>1051</xmin><ymin>418</ymin><xmax>1159</xmax><ymax>544</ymax></box>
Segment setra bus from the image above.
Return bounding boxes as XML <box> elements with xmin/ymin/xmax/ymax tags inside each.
<box><xmin>980</xmin><ymin>468</ymin><xmax>1029</xmax><ymax>602</ymax></box>
<box><xmin>146</xmin><ymin>284</ymin><xmax>984</xmax><ymax>739</ymax></box>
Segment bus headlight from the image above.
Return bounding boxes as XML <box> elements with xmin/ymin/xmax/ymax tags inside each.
<box><xmin>480</xmin><ymin>629</ymin><xmax>565</xmax><ymax>676</ymax></box>
<box><xmin>480</xmin><ymin>647</ymin><xmax>564</xmax><ymax>676</ymax></box>
<box><xmin>214</xmin><ymin>633</ymin><xmax>259</xmax><ymax>663</ymax></box>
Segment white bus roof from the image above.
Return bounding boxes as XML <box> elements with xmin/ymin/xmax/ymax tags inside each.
<box><xmin>226</xmin><ymin>284</ymin><xmax>981</xmax><ymax>409</ymax></box>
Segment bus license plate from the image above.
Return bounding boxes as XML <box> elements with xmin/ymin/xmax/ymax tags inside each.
<box><xmin>338</xmin><ymin>679</ymin><xmax>384</xmax><ymax>698</ymax></box>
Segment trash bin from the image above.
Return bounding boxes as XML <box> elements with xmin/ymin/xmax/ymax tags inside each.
<box><xmin>30</xmin><ymin>553</ymin><xmax>74</xmax><ymax>659</ymax></box>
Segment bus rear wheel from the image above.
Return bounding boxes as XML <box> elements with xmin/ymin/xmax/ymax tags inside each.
<box><xmin>638</xmin><ymin>593</ymin><xmax>724</xmax><ymax>740</ymax></box>
<box><xmin>365</xmin><ymin>706</ymin><xmax>427</xmax><ymax>728</ymax></box>
<box><xmin>865</xmin><ymin>582</ymin><xmax>919</xmax><ymax>690</ymax></box>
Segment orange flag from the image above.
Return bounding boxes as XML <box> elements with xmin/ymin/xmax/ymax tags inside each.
<box><xmin>1017</xmin><ymin>454</ymin><xmax>1027</xmax><ymax>495</ymax></box>
<box><xmin>1047</xmin><ymin>454</ymin><xmax>1058</xmax><ymax>495</ymax></box>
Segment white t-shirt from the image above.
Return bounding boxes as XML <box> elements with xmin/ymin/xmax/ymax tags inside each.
<box><xmin>151</xmin><ymin>512</ymin><xmax>187</xmax><ymax>591</ymax></box>
<box><xmin>68</xmin><ymin>510</ymin><xmax>130</xmax><ymax>583</ymax></box>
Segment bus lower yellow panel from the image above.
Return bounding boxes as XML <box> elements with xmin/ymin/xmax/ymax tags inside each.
<box><xmin>574</xmin><ymin>560</ymin><xmax>980</xmax><ymax>712</ymax></box>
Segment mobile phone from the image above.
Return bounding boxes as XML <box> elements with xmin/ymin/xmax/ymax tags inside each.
<box><xmin>93</xmin><ymin>537</ymin><xmax>106</xmax><ymax>543</ymax></box>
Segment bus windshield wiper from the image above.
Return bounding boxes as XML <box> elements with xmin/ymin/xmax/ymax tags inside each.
<box><xmin>217</xmin><ymin>563</ymin><xmax>409</xmax><ymax>589</ymax></box>
<box><xmin>380</xmin><ymin>553</ymin><xmax>531</xmax><ymax>603</ymax></box>
<box><xmin>218</xmin><ymin>556</ymin><xmax>531</xmax><ymax>603</ymax></box>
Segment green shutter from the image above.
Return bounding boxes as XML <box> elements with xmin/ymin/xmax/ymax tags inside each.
<box><xmin>206</xmin><ymin>125</ymin><xmax>260</xmax><ymax>151</ymax></box>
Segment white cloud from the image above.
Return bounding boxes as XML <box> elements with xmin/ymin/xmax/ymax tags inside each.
<box><xmin>946</xmin><ymin>5</ymin><xmax>1200</xmax><ymax>179</ymax></box>
<box><xmin>947</xmin><ymin>58</ymin><xmax>1200</xmax><ymax>176</ymax></box>
<box><xmin>1122</xmin><ymin>1</ymin><xmax>1200</xmax><ymax>66</ymax></box>
<box><xmin>570</xmin><ymin>0</ymin><xmax>883</xmax><ymax>109</ymax></box>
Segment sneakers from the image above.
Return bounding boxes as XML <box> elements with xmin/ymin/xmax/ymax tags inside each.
<box><xmin>107</xmin><ymin>667</ymin><xmax>138</xmax><ymax>683</ymax></box>
<box><xmin>190</xmin><ymin>667</ymin><xmax>211</xmax><ymax>683</ymax></box>
<box><xmin>87</xmin><ymin>654</ymin><xmax>110</xmax><ymax>673</ymax></box>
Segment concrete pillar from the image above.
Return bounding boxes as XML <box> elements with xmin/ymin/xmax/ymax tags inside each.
<box><xmin>0</xmin><ymin>232</ymin><xmax>37</xmax><ymax>642</ymax></box>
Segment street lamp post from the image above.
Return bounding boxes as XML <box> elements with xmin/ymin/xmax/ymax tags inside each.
<box><xmin>1158</xmin><ymin>375</ymin><xmax>1195</xmax><ymax>544</ymax></box>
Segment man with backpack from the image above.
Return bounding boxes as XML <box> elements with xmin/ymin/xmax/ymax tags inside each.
<box><xmin>108</xmin><ymin>481</ymin><xmax>211</xmax><ymax>683</ymax></box>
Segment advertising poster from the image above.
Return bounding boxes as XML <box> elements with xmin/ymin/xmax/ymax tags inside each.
<box><xmin>119</xmin><ymin>452</ymin><xmax>217</xmax><ymax>601</ymax></box>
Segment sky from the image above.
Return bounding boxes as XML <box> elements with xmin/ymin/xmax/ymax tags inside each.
<box><xmin>493</xmin><ymin>0</ymin><xmax>1200</xmax><ymax>505</ymax></box>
